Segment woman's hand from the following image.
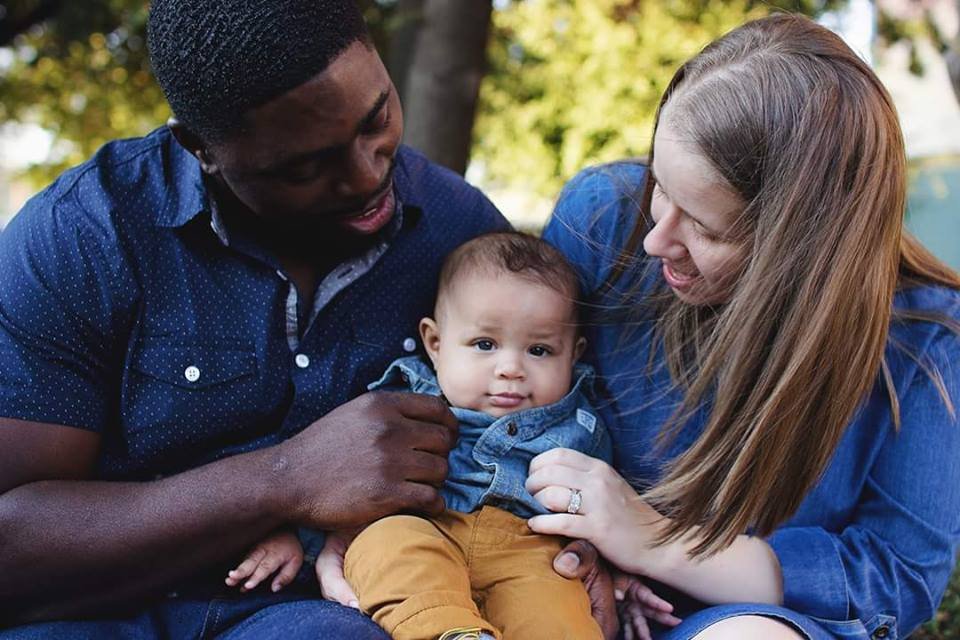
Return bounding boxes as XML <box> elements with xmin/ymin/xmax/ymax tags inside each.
<box><xmin>526</xmin><ymin>448</ymin><xmax>670</xmax><ymax>577</ymax></box>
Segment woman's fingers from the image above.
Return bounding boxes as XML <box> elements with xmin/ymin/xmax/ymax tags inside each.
<box><xmin>532</xmin><ymin>485</ymin><xmax>586</xmax><ymax>514</ymax></box>
<box><xmin>525</xmin><ymin>463</ymin><xmax>585</xmax><ymax>497</ymax></box>
<box><xmin>528</xmin><ymin>512</ymin><xmax>591</xmax><ymax>540</ymax></box>
<box><xmin>529</xmin><ymin>448</ymin><xmax>598</xmax><ymax>475</ymax></box>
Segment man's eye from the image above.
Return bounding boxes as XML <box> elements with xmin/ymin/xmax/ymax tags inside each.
<box><xmin>528</xmin><ymin>345</ymin><xmax>551</xmax><ymax>357</ymax></box>
<box><xmin>474</xmin><ymin>340</ymin><xmax>495</xmax><ymax>351</ymax></box>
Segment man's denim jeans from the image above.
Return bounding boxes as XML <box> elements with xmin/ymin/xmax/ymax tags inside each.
<box><xmin>0</xmin><ymin>591</ymin><xmax>388</xmax><ymax>639</ymax></box>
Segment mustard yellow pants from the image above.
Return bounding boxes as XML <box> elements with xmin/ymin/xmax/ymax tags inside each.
<box><xmin>343</xmin><ymin>506</ymin><xmax>604</xmax><ymax>640</ymax></box>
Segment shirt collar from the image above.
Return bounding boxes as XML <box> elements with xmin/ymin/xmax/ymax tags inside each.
<box><xmin>154</xmin><ymin>127</ymin><xmax>209</xmax><ymax>229</ymax></box>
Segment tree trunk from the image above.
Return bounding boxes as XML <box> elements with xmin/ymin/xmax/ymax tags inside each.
<box><xmin>386</xmin><ymin>0</ymin><xmax>426</xmax><ymax>105</ymax></box>
<box><xmin>398</xmin><ymin>0</ymin><xmax>493</xmax><ymax>175</ymax></box>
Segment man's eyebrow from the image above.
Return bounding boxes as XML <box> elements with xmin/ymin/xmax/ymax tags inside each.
<box><xmin>262</xmin><ymin>88</ymin><xmax>391</xmax><ymax>173</ymax></box>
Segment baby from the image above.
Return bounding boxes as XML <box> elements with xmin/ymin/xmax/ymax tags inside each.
<box><xmin>227</xmin><ymin>232</ymin><xmax>612</xmax><ymax>640</ymax></box>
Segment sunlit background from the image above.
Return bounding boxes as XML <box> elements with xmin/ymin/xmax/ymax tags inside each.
<box><xmin>1</xmin><ymin>0</ymin><xmax>958</xmax><ymax>265</ymax></box>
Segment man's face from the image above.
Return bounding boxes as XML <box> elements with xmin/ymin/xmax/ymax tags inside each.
<box><xmin>203</xmin><ymin>41</ymin><xmax>404</xmax><ymax>239</ymax></box>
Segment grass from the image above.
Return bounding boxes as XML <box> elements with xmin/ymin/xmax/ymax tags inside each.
<box><xmin>915</xmin><ymin>562</ymin><xmax>960</xmax><ymax>639</ymax></box>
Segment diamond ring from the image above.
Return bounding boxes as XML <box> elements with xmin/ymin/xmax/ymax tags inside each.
<box><xmin>566</xmin><ymin>488</ymin><xmax>583</xmax><ymax>515</ymax></box>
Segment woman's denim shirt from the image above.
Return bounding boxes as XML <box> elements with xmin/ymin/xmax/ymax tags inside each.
<box><xmin>368</xmin><ymin>355</ymin><xmax>614</xmax><ymax>518</ymax></box>
<box><xmin>544</xmin><ymin>162</ymin><xmax>960</xmax><ymax>640</ymax></box>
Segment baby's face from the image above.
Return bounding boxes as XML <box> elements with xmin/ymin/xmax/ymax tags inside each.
<box><xmin>421</xmin><ymin>272</ymin><xmax>584</xmax><ymax>417</ymax></box>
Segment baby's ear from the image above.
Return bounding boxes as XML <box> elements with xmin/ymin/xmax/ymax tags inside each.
<box><xmin>419</xmin><ymin>317</ymin><xmax>442</xmax><ymax>366</ymax></box>
<box><xmin>573</xmin><ymin>336</ymin><xmax>587</xmax><ymax>361</ymax></box>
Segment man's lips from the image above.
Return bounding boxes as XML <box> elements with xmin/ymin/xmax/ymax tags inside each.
<box><xmin>333</xmin><ymin>186</ymin><xmax>395</xmax><ymax>234</ymax></box>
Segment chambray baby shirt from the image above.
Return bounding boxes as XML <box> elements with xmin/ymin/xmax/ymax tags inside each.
<box><xmin>544</xmin><ymin>163</ymin><xmax>960</xmax><ymax>640</ymax></box>
<box><xmin>368</xmin><ymin>355</ymin><xmax>614</xmax><ymax>519</ymax></box>
<box><xmin>0</xmin><ymin>126</ymin><xmax>509</xmax><ymax>480</ymax></box>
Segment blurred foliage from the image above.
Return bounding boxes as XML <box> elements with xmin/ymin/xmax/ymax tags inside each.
<box><xmin>474</xmin><ymin>0</ymin><xmax>841</xmax><ymax>197</ymax></box>
<box><xmin>915</xmin><ymin>561</ymin><xmax>960</xmax><ymax>639</ymax></box>
<box><xmin>0</xmin><ymin>0</ymin><xmax>837</xmax><ymax>193</ymax></box>
<box><xmin>0</xmin><ymin>0</ymin><xmax>165</xmax><ymax>184</ymax></box>
<box><xmin>0</xmin><ymin>0</ymin><xmax>400</xmax><ymax>187</ymax></box>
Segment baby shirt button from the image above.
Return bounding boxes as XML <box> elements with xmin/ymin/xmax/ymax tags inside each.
<box><xmin>184</xmin><ymin>366</ymin><xmax>200</xmax><ymax>382</ymax></box>
<box><xmin>506</xmin><ymin>421</ymin><xmax>518</xmax><ymax>436</ymax></box>
<box><xmin>295</xmin><ymin>354</ymin><xmax>310</xmax><ymax>369</ymax></box>
<box><xmin>403</xmin><ymin>337</ymin><xmax>417</xmax><ymax>352</ymax></box>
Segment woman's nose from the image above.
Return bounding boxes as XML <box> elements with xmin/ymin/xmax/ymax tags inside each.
<box><xmin>643</xmin><ymin>207</ymin><xmax>688</xmax><ymax>262</ymax></box>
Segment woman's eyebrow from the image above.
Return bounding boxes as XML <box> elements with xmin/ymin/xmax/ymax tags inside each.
<box><xmin>650</xmin><ymin>164</ymin><xmax>729</xmax><ymax>236</ymax></box>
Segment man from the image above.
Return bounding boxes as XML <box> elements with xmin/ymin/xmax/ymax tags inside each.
<box><xmin>0</xmin><ymin>1</ymin><xmax>510</xmax><ymax>636</ymax></box>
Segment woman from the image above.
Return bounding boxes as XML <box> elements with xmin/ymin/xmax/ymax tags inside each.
<box><xmin>531</xmin><ymin>13</ymin><xmax>960</xmax><ymax>640</ymax></box>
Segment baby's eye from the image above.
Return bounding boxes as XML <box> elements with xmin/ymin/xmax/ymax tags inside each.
<box><xmin>473</xmin><ymin>340</ymin><xmax>495</xmax><ymax>352</ymax></box>
<box><xmin>528</xmin><ymin>345</ymin><xmax>552</xmax><ymax>357</ymax></box>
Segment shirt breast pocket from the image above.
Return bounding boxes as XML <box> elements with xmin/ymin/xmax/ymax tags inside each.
<box><xmin>122</xmin><ymin>338</ymin><xmax>260</xmax><ymax>459</ymax></box>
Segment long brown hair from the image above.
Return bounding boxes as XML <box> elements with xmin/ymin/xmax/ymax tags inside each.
<box><xmin>622</xmin><ymin>14</ymin><xmax>960</xmax><ymax>554</ymax></box>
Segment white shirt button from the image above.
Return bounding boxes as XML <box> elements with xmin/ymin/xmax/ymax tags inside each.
<box><xmin>403</xmin><ymin>337</ymin><xmax>417</xmax><ymax>352</ymax></box>
<box><xmin>184</xmin><ymin>366</ymin><xmax>200</xmax><ymax>382</ymax></box>
<box><xmin>295</xmin><ymin>354</ymin><xmax>310</xmax><ymax>369</ymax></box>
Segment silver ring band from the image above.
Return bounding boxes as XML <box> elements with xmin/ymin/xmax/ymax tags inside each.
<box><xmin>566</xmin><ymin>488</ymin><xmax>583</xmax><ymax>515</ymax></box>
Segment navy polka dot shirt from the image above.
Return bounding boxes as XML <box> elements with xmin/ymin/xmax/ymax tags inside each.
<box><xmin>0</xmin><ymin>127</ymin><xmax>509</xmax><ymax>480</ymax></box>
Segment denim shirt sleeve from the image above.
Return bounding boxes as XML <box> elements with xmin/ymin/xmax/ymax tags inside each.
<box><xmin>542</xmin><ymin>163</ymin><xmax>649</xmax><ymax>300</ymax></box>
<box><xmin>768</xmin><ymin>323</ymin><xmax>960</xmax><ymax>636</ymax></box>
<box><xmin>0</xmin><ymin>187</ymin><xmax>136</xmax><ymax>431</ymax></box>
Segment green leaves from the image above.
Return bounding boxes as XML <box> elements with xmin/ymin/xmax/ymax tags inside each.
<box><xmin>473</xmin><ymin>0</ymin><xmax>792</xmax><ymax>197</ymax></box>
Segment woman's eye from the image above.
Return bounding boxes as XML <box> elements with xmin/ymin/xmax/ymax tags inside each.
<box><xmin>528</xmin><ymin>345</ymin><xmax>551</xmax><ymax>357</ymax></box>
<box><xmin>474</xmin><ymin>340</ymin><xmax>495</xmax><ymax>351</ymax></box>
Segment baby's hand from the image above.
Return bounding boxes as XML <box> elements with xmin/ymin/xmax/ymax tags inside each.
<box><xmin>316</xmin><ymin>529</ymin><xmax>361</xmax><ymax>608</ymax></box>
<box><xmin>614</xmin><ymin>571</ymin><xmax>681</xmax><ymax>640</ymax></box>
<box><xmin>226</xmin><ymin>529</ymin><xmax>304</xmax><ymax>593</ymax></box>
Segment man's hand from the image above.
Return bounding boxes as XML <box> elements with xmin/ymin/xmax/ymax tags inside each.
<box><xmin>275</xmin><ymin>392</ymin><xmax>458</xmax><ymax>529</ymax></box>
<box><xmin>552</xmin><ymin>539</ymin><xmax>619</xmax><ymax>640</ymax></box>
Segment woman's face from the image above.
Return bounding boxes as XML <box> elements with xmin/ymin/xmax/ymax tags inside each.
<box><xmin>643</xmin><ymin>115</ymin><xmax>748</xmax><ymax>306</ymax></box>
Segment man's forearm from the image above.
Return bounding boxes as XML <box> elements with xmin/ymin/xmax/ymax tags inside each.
<box><xmin>0</xmin><ymin>445</ymin><xmax>290</xmax><ymax>623</ymax></box>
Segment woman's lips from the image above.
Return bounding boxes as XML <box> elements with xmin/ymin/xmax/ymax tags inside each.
<box><xmin>662</xmin><ymin>261</ymin><xmax>700</xmax><ymax>291</ymax></box>
<box><xmin>335</xmin><ymin>187</ymin><xmax>395</xmax><ymax>235</ymax></box>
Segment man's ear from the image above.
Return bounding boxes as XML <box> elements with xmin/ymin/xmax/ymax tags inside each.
<box><xmin>168</xmin><ymin>117</ymin><xmax>220</xmax><ymax>175</ymax></box>
<box><xmin>573</xmin><ymin>336</ymin><xmax>587</xmax><ymax>362</ymax></box>
<box><xmin>419</xmin><ymin>317</ymin><xmax>442</xmax><ymax>367</ymax></box>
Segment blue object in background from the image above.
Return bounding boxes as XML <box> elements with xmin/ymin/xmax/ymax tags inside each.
<box><xmin>907</xmin><ymin>158</ymin><xmax>960</xmax><ymax>271</ymax></box>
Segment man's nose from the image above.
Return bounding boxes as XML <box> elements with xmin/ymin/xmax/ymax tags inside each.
<box><xmin>643</xmin><ymin>207</ymin><xmax>688</xmax><ymax>262</ymax></box>
<box><xmin>334</xmin><ymin>141</ymin><xmax>384</xmax><ymax>199</ymax></box>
